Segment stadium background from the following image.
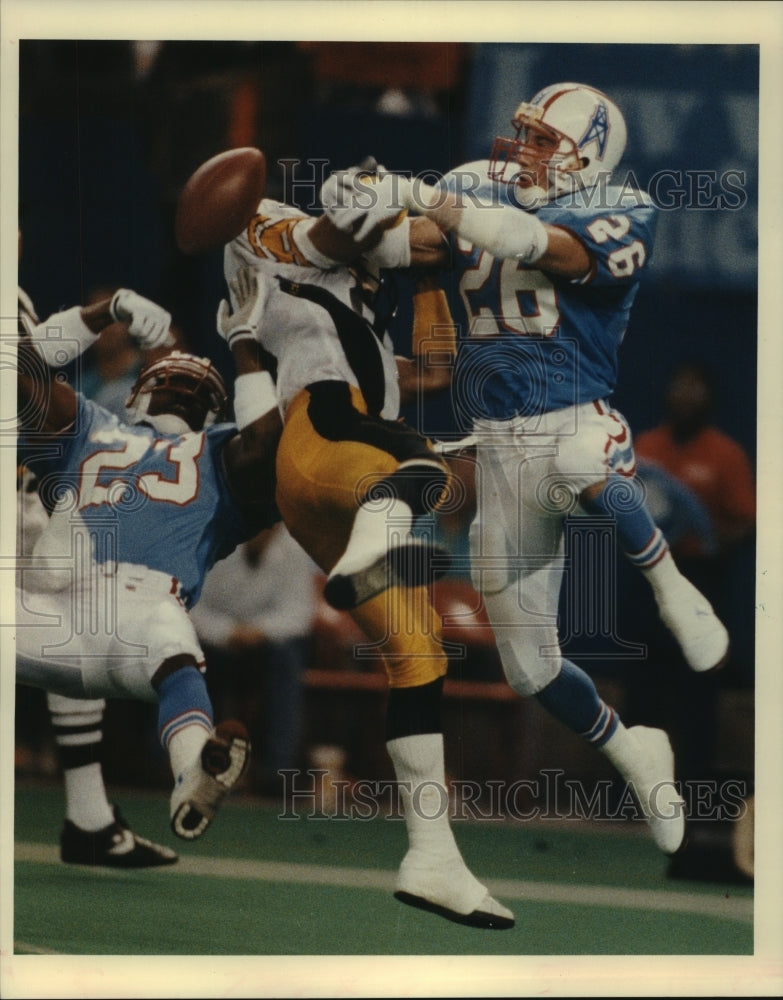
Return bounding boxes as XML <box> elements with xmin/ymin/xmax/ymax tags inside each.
<box><xmin>12</xmin><ymin>38</ymin><xmax>759</xmax><ymax>959</ymax></box>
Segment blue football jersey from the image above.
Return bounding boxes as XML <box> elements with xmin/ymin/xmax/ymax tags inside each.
<box><xmin>440</xmin><ymin>161</ymin><xmax>658</xmax><ymax>421</ymax></box>
<box><xmin>20</xmin><ymin>396</ymin><xmax>252</xmax><ymax>608</ymax></box>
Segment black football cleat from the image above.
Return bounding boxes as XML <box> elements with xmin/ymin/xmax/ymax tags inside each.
<box><xmin>60</xmin><ymin>805</ymin><xmax>178</xmax><ymax>868</ymax></box>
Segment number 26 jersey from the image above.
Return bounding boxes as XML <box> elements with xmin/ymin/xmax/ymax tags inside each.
<box><xmin>441</xmin><ymin>160</ymin><xmax>658</xmax><ymax>421</ymax></box>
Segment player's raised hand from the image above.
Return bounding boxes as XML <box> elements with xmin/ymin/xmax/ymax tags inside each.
<box><xmin>216</xmin><ymin>267</ymin><xmax>270</xmax><ymax>348</ymax></box>
<box><xmin>110</xmin><ymin>289</ymin><xmax>173</xmax><ymax>350</ymax></box>
<box><xmin>320</xmin><ymin>162</ymin><xmax>411</xmax><ymax>242</ymax></box>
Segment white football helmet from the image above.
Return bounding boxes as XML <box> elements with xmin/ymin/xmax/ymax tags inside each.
<box><xmin>488</xmin><ymin>82</ymin><xmax>627</xmax><ymax>208</ymax></box>
<box><xmin>125</xmin><ymin>350</ymin><xmax>229</xmax><ymax>435</ymax></box>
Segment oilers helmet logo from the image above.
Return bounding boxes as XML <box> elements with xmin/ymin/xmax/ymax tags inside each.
<box><xmin>578</xmin><ymin>101</ymin><xmax>609</xmax><ymax>161</ymax></box>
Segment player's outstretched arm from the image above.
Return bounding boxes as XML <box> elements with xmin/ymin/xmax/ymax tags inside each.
<box><xmin>315</xmin><ymin>164</ymin><xmax>591</xmax><ymax>278</ymax></box>
<box><xmin>216</xmin><ymin>268</ymin><xmax>283</xmax><ymax>519</ymax></box>
<box><xmin>18</xmin><ymin>291</ymin><xmax>172</xmax><ymax>435</ymax></box>
<box><xmin>300</xmin><ymin>162</ymin><xmax>448</xmax><ymax>270</ymax></box>
<box><xmin>396</xmin><ymin>271</ymin><xmax>456</xmax><ymax>407</ymax></box>
<box><xmin>404</xmin><ymin>180</ymin><xmax>590</xmax><ymax>278</ymax></box>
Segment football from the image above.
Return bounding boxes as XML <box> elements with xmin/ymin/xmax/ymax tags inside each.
<box><xmin>175</xmin><ymin>147</ymin><xmax>267</xmax><ymax>255</ymax></box>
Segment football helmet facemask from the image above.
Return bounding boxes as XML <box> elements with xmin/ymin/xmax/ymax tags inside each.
<box><xmin>125</xmin><ymin>350</ymin><xmax>229</xmax><ymax>436</ymax></box>
<box><xmin>488</xmin><ymin>82</ymin><xmax>627</xmax><ymax>209</ymax></box>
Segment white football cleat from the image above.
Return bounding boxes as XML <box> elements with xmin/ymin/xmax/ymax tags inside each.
<box><xmin>393</xmin><ymin>849</ymin><xmax>515</xmax><ymax>930</ymax></box>
<box><xmin>170</xmin><ymin>721</ymin><xmax>250</xmax><ymax>840</ymax></box>
<box><xmin>657</xmin><ymin>576</ymin><xmax>729</xmax><ymax>672</ymax></box>
<box><xmin>622</xmin><ymin>726</ymin><xmax>686</xmax><ymax>855</ymax></box>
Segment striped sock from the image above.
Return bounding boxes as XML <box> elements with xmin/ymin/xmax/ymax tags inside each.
<box><xmin>625</xmin><ymin>527</ymin><xmax>670</xmax><ymax>571</ymax></box>
<box><xmin>536</xmin><ymin>659</ymin><xmax>619</xmax><ymax>748</ymax></box>
<box><xmin>581</xmin><ymin>477</ymin><xmax>667</xmax><ymax>566</ymax></box>
<box><xmin>47</xmin><ymin>693</ymin><xmax>115</xmax><ymax>831</ymax></box>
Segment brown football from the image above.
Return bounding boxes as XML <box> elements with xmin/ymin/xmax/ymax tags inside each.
<box><xmin>175</xmin><ymin>147</ymin><xmax>267</xmax><ymax>255</ymax></box>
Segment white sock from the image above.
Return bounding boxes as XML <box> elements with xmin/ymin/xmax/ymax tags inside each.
<box><xmin>64</xmin><ymin>763</ymin><xmax>115</xmax><ymax>831</ymax></box>
<box><xmin>167</xmin><ymin>722</ymin><xmax>211</xmax><ymax>781</ymax></box>
<box><xmin>386</xmin><ymin>733</ymin><xmax>460</xmax><ymax>859</ymax></box>
<box><xmin>333</xmin><ymin>498</ymin><xmax>414</xmax><ymax>573</ymax></box>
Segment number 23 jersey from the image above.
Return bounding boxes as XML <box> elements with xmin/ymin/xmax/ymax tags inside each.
<box><xmin>20</xmin><ymin>396</ymin><xmax>250</xmax><ymax>608</ymax></box>
<box><xmin>441</xmin><ymin>160</ymin><xmax>658</xmax><ymax>421</ymax></box>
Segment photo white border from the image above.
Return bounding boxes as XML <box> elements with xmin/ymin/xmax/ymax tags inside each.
<box><xmin>1</xmin><ymin>2</ymin><xmax>781</xmax><ymax>997</ymax></box>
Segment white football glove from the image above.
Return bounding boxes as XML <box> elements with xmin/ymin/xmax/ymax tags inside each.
<box><xmin>110</xmin><ymin>289</ymin><xmax>172</xmax><ymax>350</ymax></box>
<box><xmin>216</xmin><ymin>267</ymin><xmax>271</xmax><ymax>348</ymax></box>
<box><xmin>320</xmin><ymin>164</ymin><xmax>412</xmax><ymax>242</ymax></box>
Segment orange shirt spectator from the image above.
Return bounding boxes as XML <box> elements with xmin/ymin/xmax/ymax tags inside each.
<box><xmin>635</xmin><ymin>362</ymin><xmax>756</xmax><ymax>560</ymax></box>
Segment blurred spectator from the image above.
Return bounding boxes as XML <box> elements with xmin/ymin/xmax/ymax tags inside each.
<box><xmin>190</xmin><ymin>522</ymin><xmax>320</xmax><ymax>797</ymax></box>
<box><xmin>634</xmin><ymin>457</ymin><xmax>718</xmax><ymax>557</ymax></box>
<box><xmin>622</xmin><ymin>361</ymin><xmax>756</xmax><ymax>791</ymax></box>
<box><xmin>634</xmin><ymin>361</ymin><xmax>756</xmax><ymax>564</ymax></box>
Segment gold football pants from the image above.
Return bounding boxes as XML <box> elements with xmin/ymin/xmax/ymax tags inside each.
<box><xmin>275</xmin><ymin>381</ymin><xmax>449</xmax><ymax>689</ymax></box>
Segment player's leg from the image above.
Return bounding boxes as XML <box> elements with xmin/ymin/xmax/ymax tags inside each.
<box><xmin>16</xmin><ymin>560</ymin><xmax>247</xmax><ymax>841</ymax></box>
<box><xmin>131</xmin><ymin>593</ymin><xmax>250</xmax><ymax>841</ymax></box>
<box><xmin>577</xmin><ymin>403</ymin><xmax>728</xmax><ymax>672</ymax></box>
<box><xmin>351</xmin><ymin>585</ymin><xmax>513</xmax><ymax>928</ymax></box>
<box><xmin>473</xmin><ymin>428</ymin><xmax>685</xmax><ymax>854</ymax></box>
<box><xmin>47</xmin><ymin>692</ymin><xmax>178</xmax><ymax>867</ymax></box>
<box><xmin>287</xmin><ymin>382</ymin><xmax>452</xmax><ymax>610</ymax></box>
<box><xmin>275</xmin><ymin>393</ymin><xmax>513</xmax><ymax>928</ymax></box>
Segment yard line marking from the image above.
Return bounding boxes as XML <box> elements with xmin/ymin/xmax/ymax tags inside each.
<box><xmin>15</xmin><ymin>842</ymin><xmax>753</xmax><ymax>924</ymax></box>
<box><xmin>12</xmin><ymin>940</ymin><xmax>63</xmax><ymax>955</ymax></box>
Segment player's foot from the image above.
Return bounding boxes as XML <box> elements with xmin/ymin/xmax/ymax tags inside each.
<box><xmin>324</xmin><ymin>539</ymin><xmax>451</xmax><ymax>611</ymax></box>
<box><xmin>170</xmin><ymin>721</ymin><xmax>250</xmax><ymax>841</ymax></box>
<box><xmin>621</xmin><ymin>726</ymin><xmax>687</xmax><ymax>855</ymax></box>
<box><xmin>393</xmin><ymin>849</ymin><xmax>515</xmax><ymax>930</ymax></box>
<box><xmin>657</xmin><ymin>576</ymin><xmax>729</xmax><ymax>672</ymax></box>
<box><xmin>60</xmin><ymin>805</ymin><xmax>178</xmax><ymax>868</ymax></box>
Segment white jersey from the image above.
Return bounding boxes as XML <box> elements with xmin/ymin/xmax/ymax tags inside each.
<box><xmin>224</xmin><ymin>199</ymin><xmax>401</xmax><ymax>420</ymax></box>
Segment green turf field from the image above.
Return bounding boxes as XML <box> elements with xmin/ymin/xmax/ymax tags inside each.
<box><xmin>11</xmin><ymin>781</ymin><xmax>753</xmax><ymax>958</ymax></box>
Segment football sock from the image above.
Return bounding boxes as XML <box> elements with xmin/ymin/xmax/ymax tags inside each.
<box><xmin>385</xmin><ymin>677</ymin><xmax>443</xmax><ymax>742</ymax></box>
<box><xmin>581</xmin><ymin>477</ymin><xmax>668</xmax><ymax>567</ymax></box>
<box><xmin>47</xmin><ymin>693</ymin><xmax>114</xmax><ymax>831</ymax></box>
<box><xmin>62</xmin><ymin>763</ymin><xmax>115</xmax><ymax>831</ymax></box>
<box><xmin>386</xmin><ymin>732</ymin><xmax>458</xmax><ymax>857</ymax></box>
<box><xmin>157</xmin><ymin>666</ymin><xmax>213</xmax><ymax>778</ymax></box>
<box><xmin>389</xmin><ymin>731</ymin><xmax>497</xmax><ymax>916</ymax></box>
<box><xmin>535</xmin><ymin>658</ymin><xmax>619</xmax><ymax>747</ymax></box>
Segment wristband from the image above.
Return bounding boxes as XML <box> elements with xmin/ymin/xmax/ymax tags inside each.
<box><xmin>27</xmin><ymin>306</ymin><xmax>99</xmax><ymax>367</ymax></box>
<box><xmin>233</xmin><ymin>371</ymin><xmax>278</xmax><ymax>428</ymax></box>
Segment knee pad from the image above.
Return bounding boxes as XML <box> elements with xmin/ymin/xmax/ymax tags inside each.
<box><xmin>482</xmin><ymin>583</ymin><xmax>562</xmax><ymax>696</ymax></box>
